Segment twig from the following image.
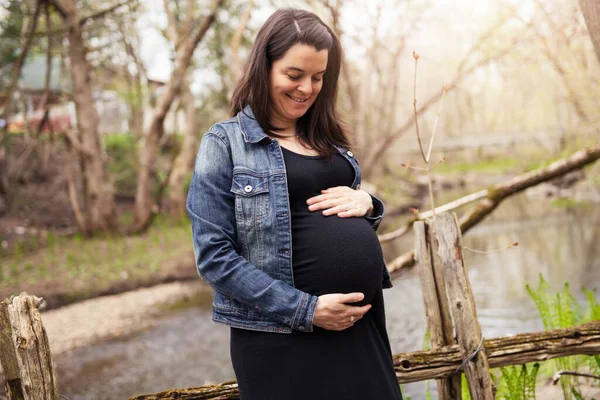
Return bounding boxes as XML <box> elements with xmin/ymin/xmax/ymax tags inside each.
<box><xmin>426</xmin><ymin>86</ymin><xmax>448</xmax><ymax>163</ymax></box>
<box><xmin>552</xmin><ymin>370</ymin><xmax>600</xmax><ymax>385</ymax></box>
<box><xmin>412</xmin><ymin>51</ymin><xmax>427</xmax><ymax>163</ymax></box>
<box><xmin>463</xmin><ymin>242</ymin><xmax>519</xmax><ymax>255</ymax></box>
<box><xmin>426</xmin><ymin>168</ymin><xmax>436</xmax><ymax>217</ymax></box>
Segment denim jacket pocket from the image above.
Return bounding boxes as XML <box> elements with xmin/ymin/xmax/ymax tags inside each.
<box><xmin>230</xmin><ymin>170</ymin><xmax>270</xmax><ymax>264</ymax></box>
<box><xmin>230</xmin><ymin>172</ymin><xmax>269</xmax><ymax>197</ymax></box>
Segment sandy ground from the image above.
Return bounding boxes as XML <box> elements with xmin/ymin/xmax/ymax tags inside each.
<box><xmin>40</xmin><ymin>280</ymin><xmax>210</xmax><ymax>356</ymax></box>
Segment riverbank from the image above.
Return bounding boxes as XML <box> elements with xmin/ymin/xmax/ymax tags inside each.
<box><xmin>0</xmin><ymin>217</ymin><xmax>199</xmax><ymax>310</ymax></box>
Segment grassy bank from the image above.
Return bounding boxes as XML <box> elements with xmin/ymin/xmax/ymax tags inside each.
<box><xmin>0</xmin><ymin>215</ymin><xmax>198</xmax><ymax>309</ymax></box>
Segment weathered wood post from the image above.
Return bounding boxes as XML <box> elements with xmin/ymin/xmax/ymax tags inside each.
<box><xmin>414</xmin><ymin>220</ymin><xmax>461</xmax><ymax>399</ymax></box>
<box><xmin>0</xmin><ymin>293</ymin><xmax>59</xmax><ymax>400</ymax></box>
<box><xmin>434</xmin><ymin>212</ymin><xmax>495</xmax><ymax>399</ymax></box>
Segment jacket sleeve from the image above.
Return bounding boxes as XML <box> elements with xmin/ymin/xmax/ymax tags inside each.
<box><xmin>186</xmin><ymin>130</ymin><xmax>319</xmax><ymax>332</ymax></box>
<box><xmin>363</xmin><ymin>193</ymin><xmax>385</xmax><ymax>231</ymax></box>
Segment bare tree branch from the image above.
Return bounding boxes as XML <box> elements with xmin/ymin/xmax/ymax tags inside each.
<box><xmin>361</xmin><ymin>7</ymin><xmax>524</xmax><ymax>175</ymax></box>
<box><xmin>386</xmin><ymin>144</ymin><xmax>600</xmax><ymax>277</ymax></box>
<box><xmin>79</xmin><ymin>0</ymin><xmax>135</xmax><ymax>26</ymax></box>
<box><xmin>163</xmin><ymin>0</ymin><xmax>180</xmax><ymax>44</ymax></box>
<box><xmin>230</xmin><ymin>0</ymin><xmax>254</xmax><ymax>85</ymax></box>
<box><xmin>579</xmin><ymin>0</ymin><xmax>600</xmax><ymax>63</ymax></box>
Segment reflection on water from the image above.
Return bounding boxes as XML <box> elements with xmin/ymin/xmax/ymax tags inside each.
<box><xmin>55</xmin><ymin>193</ymin><xmax>599</xmax><ymax>400</ymax></box>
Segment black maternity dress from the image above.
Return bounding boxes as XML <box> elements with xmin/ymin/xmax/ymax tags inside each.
<box><xmin>230</xmin><ymin>146</ymin><xmax>403</xmax><ymax>400</ymax></box>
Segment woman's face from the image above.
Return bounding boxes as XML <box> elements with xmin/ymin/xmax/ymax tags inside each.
<box><xmin>269</xmin><ymin>43</ymin><xmax>328</xmax><ymax>128</ymax></box>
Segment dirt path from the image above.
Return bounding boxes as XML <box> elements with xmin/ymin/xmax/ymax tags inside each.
<box><xmin>40</xmin><ymin>280</ymin><xmax>210</xmax><ymax>356</ymax></box>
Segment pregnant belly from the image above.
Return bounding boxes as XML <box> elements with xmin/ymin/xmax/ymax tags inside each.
<box><xmin>291</xmin><ymin>213</ymin><xmax>385</xmax><ymax>306</ymax></box>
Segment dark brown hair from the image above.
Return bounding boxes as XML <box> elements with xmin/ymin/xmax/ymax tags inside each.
<box><xmin>230</xmin><ymin>8</ymin><xmax>351</xmax><ymax>155</ymax></box>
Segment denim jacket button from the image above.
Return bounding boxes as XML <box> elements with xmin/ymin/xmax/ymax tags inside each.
<box><xmin>347</xmin><ymin>151</ymin><xmax>354</xmax><ymax>157</ymax></box>
<box><xmin>297</xmin><ymin>325</ymin><xmax>305</xmax><ymax>331</ymax></box>
<box><xmin>244</xmin><ymin>185</ymin><xmax>253</xmax><ymax>193</ymax></box>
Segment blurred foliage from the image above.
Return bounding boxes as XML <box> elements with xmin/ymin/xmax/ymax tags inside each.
<box><xmin>105</xmin><ymin>133</ymin><xmax>139</xmax><ymax>197</ymax></box>
<box><xmin>0</xmin><ymin>0</ymin><xmax>23</xmax><ymax>89</ymax></box>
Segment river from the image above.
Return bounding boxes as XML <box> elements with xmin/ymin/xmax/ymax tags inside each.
<box><xmin>30</xmin><ymin>192</ymin><xmax>600</xmax><ymax>399</ymax></box>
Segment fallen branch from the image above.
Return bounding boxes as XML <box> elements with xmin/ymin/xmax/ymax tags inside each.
<box><xmin>128</xmin><ymin>321</ymin><xmax>600</xmax><ymax>399</ymax></box>
<box><xmin>385</xmin><ymin>144</ymin><xmax>600</xmax><ymax>277</ymax></box>
<box><xmin>378</xmin><ymin>189</ymin><xmax>488</xmax><ymax>244</ymax></box>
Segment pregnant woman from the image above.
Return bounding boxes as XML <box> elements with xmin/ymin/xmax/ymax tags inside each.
<box><xmin>186</xmin><ymin>8</ymin><xmax>403</xmax><ymax>400</ymax></box>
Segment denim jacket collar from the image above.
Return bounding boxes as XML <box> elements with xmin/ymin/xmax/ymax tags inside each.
<box><xmin>238</xmin><ymin>105</ymin><xmax>270</xmax><ymax>144</ymax></box>
<box><xmin>237</xmin><ymin>105</ymin><xmax>349</xmax><ymax>155</ymax></box>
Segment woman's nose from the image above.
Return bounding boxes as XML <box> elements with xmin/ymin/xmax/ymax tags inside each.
<box><xmin>297</xmin><ymin>78</ymin><xmax>312</xmax><ymax>95</ymax></box>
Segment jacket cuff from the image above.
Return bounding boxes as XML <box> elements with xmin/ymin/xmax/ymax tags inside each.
<box><xmin>382</xmin><ymin>267</ymin><xmax>394</xmax><ymax>289</ymax></box>
<box><xmin>291</xmin><ymin>293</ymin><xmax>319</xmax><ymax>332</ymax></box>
<box><xmin>364</xmin><ymin>193</ymin><xmax>385</xmax><ymax>231</ymax></box>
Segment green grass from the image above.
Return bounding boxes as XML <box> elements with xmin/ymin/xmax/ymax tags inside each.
<box><xmin>435</xmin><ymin>157</ymin><xmax>520</xmax><ymax>175</ymax></box>
<box><xmin>430</xmin><ymin>135</ymin><xmax>599</xmax><ymax>177</ymax></box>
<box><xmin>551</xmin><ymin>198</ymin><xmax>594</xmax><ymax>210</ymax></box>
<box><xmin>0</xmin><ymin>215</ymin><xmax>194</xmax><ymax>300</ymax></box>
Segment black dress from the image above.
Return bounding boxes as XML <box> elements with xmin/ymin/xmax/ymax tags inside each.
<box><xmin>230</xmin><ymin>146</ymin><xmax>403</xmax><ymax>400</ymax></box>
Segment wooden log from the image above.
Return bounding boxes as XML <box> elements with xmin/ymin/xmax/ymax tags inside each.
<box><xmin>0</xmin><ymin>298</ymin><xmax>24</xmax><ymax>400</ymax></box>
<box><xmin>127</xmin><ymin>380</ymin><xmax>239</xmax><ymax>400</ymax></box>
<box><xmin>2</xmin><ymin>293</ymin><xmax>59</xmax><ymax>400</ymax></box>
<box><xmin>129</xmin><ymin>322</ymin><xmax>600</xmax><ymax>399</ymax></box>
<box><xmin>394</xmin><ymin>321</ymin><xmax>600</xmax><ymax>382</ymax></box>
<box><xmin>414</xmin><ymin>221</ymin><xmax>460</xmax><ymax>399</ymax></box>
<box><xmin>434</xmin><ymin>212</ymin><xmax>495</xmax><ymax>399</ymax></box>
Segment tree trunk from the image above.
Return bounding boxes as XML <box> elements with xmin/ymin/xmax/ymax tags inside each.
<box><xmin>579</xmin><ymin>0</ymin><xmax>600</xmax><ymax>63</ymax></box>
<box><xmin>162</xmin><ymin>82</ymin><xmax>199</xmax><ymax>218</ymax></box>
<box><xmin>230</xmin><ymin>0</ymin><xmax>254</xmax><ymax>86</ymax></box>
<box><xmin>133</xmin><ymin>0</ymin><xmax>223</xmax><ymax>233</ymax></box>
<box><xmin>62</xmin><ymin>0</ymin><xmax>117</xmax><ymax>235</ymax></box>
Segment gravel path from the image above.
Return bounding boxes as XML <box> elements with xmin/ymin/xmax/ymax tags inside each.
<box><xmin>40</xmin><ymin>280</ymin><xmax>209</xmax><ymax>356</ymax></box>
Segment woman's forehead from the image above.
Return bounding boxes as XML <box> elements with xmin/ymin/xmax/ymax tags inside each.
<box><xmin>277</xmin><ymin>43</ymin><xmax>328</xmax><ymax>72</ymax></box>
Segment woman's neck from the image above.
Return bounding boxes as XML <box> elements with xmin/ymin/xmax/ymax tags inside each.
<box><xmin>270</xmin><ymin>113</ymin><xmax>297</xmax><ymax>137</ymax></box>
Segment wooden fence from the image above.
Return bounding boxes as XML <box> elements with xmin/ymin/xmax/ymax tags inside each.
<box><xmin>1</xmin><ymin>211</ymin><xmax>599</xmax><ymax>399</ymax></box>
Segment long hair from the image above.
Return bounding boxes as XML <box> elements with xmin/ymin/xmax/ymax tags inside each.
<box><xmin>230</xmin><ymin>8</ymin><xmax>351</xmax><ymax>155</ymax></box>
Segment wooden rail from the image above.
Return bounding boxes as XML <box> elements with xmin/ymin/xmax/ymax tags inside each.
<box><xmin>124</xmin><ymin>322</ymin><xmax>600</xmax><ymax>399</ymax></box>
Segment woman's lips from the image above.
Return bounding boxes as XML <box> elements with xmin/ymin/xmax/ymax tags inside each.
<box><xmin>287</xmin><ymin>94</ymin><xmax>309</xmax><ymax>103</ymax></box>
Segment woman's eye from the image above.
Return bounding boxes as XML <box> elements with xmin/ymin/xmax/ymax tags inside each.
<box><xmin>312</xmin><ymin>77</ymin><xmax>322</xmax><ymax>82</ymax></box>
<box><xmin>287</xmin><ymin>75</ymin><xmax>300</xmax><ymax>80</ymax></box>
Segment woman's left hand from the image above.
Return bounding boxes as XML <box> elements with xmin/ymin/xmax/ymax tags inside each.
<box><xmin>306</xmin><ymin>186</ymin><xmax>373</xmax><ymax>218</ymax></box>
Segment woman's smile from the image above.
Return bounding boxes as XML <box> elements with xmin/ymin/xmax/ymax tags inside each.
<box><xmin>287</xmin><ymin>94</ymin><xmax>309</xmax><ymax>103</ymax></box>
<box><xmin>269</xmin><ymin>43</ymin><xmax>328</xmax><ymax>127</ymax></box>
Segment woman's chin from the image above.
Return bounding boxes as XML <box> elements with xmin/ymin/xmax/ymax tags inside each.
<box><xmin>284</xmin><ymin>109</ymin><xmax>308</xmax><ymax>120</ymax></box>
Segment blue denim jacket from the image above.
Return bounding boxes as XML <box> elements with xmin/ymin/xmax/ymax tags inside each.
<box><xmin>186</xmin><ymin>105</ymin><xmax>392</xmax><ymax>334</ymax></box>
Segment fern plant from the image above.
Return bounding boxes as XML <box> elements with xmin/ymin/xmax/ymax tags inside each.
<box><xmin>494</xmin><ymin>363</ymin><xmax>540</xmax><ymax>400</ymax></box>
<box><xmin>526</xmin><ymin>274</ymin><xmax>600</xmax><ymax>399</ymax></box>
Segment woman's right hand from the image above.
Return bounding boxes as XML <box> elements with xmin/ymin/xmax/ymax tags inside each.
<box><xmin>312</xmin><ymin>292</ymin><xmax>372</xmax><ymax>331</ymax></box>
